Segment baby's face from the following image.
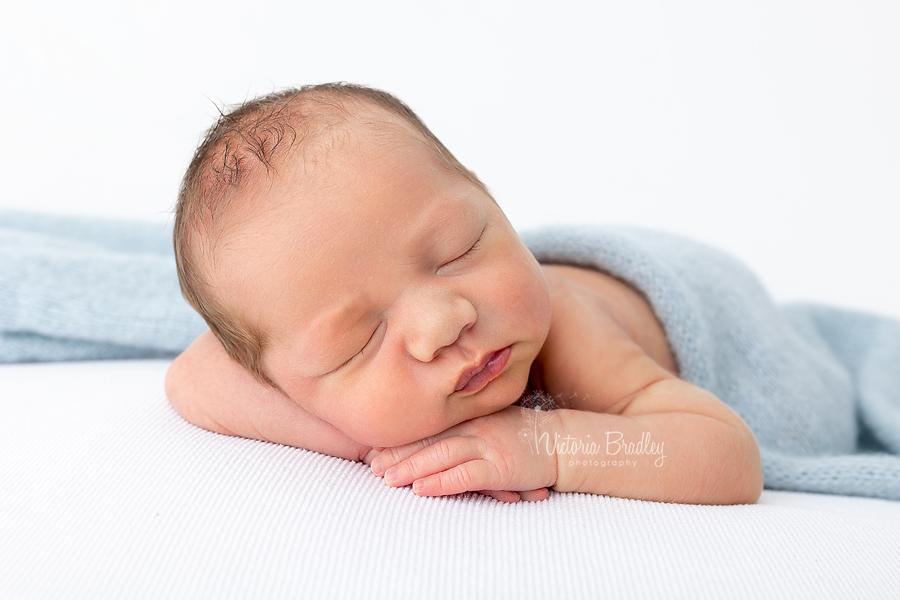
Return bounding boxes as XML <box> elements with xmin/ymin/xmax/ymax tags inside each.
<box><xmin>220</xmin><ymin>123</ymin><xmax>552</xmax><ymax>448</ymax></box>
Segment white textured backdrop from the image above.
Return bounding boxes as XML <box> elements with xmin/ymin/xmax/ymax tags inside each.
<box><xmin>2</xmin><ymin>0</ymin><xmax>898</xmax><ymax>317</ymax></box>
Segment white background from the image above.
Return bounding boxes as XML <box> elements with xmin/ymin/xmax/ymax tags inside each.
<box><xmin>2</xmin><ymin>0</ymin><xmax>898</xmax><ymax>318</ymax></box>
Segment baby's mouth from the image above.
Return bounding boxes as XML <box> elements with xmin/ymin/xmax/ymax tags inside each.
<box><xmin>454</xmin><ymin>346</ymin><xmax>512</xmax><ymax>394</ymax></box>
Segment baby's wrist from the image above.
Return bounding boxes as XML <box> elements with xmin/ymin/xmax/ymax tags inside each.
<box><xmin>548</xmin><ymin>409</ymin><xmax>591</xmax><ymax>494</ymax></box>
<box><xmin>542</xmin><ymin>409</ymin><xmax>565</xmax><ymax>490</ymax></box>
<box><xmin>550</xmin><ymin>409</ymin><xmax>568</xmax><ymax>492</ymax></box>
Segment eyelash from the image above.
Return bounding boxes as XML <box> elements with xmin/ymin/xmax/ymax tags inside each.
<box><xmin>332</xmin><ymin>324</ymin><xmax>380</xmax><ymax>373</ymax></box>
<box><xmin>451</xmin><ymin>234</ymin><xmax>483</xmax><ymax>265</ymax></box>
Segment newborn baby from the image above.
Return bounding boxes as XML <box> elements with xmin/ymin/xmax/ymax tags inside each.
<box><xmin>166</xmin><ymin>83</ymin><xmax>763</xmax><ymax>505</ymax></box>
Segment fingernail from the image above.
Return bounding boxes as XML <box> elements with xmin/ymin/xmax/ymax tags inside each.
<box><xmin>372</xmin><ymin>457</ymin><xmax>383</xmax><ymax>476</ymax></box>
<box><xmin>384</xmin><ymin>467</ymin><xmax>397</xmax><ymax>484</ymax></box>
<box><xmin>413</xmin><ymin>480</ymin><xmax>426</xmax><ymax>491</ymax></box>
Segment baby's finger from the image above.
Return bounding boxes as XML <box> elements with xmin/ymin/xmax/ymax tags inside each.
<box><xmin>361</xmin><ymin>448</ymin><xmax>379</xmax><ymax>465</ymax></box>
<box><xmin>409</xmin><ymin>460</ymin><xmax>500</xmax><ymax>498</ymax></box>
<box><xmin>477</xmin><ymin>490</ymin><xmax>521</xmax><ymax>503</ymax></box>
<box><xmin>382</xmin><ymin>437</ymin><xmax>483</xmax><ymax>487</ymax></box>
<box><xmin>517</xmin><ymin>488</ymin><xmax>551</xmax><ymax>502</ymax></box>
<box><xmin>372</xmin><ymin>436</ymin><xmax>442</xmax><ymax>476</ymax></box>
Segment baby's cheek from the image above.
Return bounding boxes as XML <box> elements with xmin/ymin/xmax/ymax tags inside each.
<box><xmin>359</xmin><ymin>392</ymin><xmax>509</xmax><ymax>449</ymax></box>
<box><xmin>334</xmin><ymin>394</ymin><xmax>423</xmax><ymax>448</ymax></box>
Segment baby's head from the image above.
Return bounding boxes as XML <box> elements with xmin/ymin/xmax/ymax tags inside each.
<box><xmin>174</xmin><ymin>83</ymin><xmax>552</xmax><ymax>447</ymax></box>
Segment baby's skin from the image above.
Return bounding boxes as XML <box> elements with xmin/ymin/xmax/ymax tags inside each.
<box><xmin>166</xmin><ymin>104</ymin><xmax>763</xmax><ymax>505</ymax></box>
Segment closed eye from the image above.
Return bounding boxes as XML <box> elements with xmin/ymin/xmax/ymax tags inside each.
<box><xmin>454</xmin><ymin>239</ymin><xmax>481</xmax><ymax>263</ymax></box>
<box><xmin>331</xmin><ymin>323</ymin><xmax>382</xmax><ymax>374</ymax></box>
<box><xmin>449</xmin><ymin>229</ymin><xmax>485</xmax><ymax>266</ymax></box>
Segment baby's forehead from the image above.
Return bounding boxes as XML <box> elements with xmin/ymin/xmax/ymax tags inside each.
<box><xmin>240</xmin><ymin>169</ymin><xmax>482</xmax><ymax>291</ymax></box>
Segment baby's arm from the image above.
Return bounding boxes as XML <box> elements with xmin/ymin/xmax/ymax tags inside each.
<box><xmin>371</xmin><ymin>377</ymin><xmax>761</xmax><ymax>505</ymax></box>
<box><xmin>165</xmin><ymin>331</ymin><xmax>375</xmax><ymax>462</ymax></box>
<box><xmin>552</xmin><ymin>378</ymin><xmax>762</xmax><ymax>504</ymax></box>
<box><xmin>541</xmin><ymin>269</ymin><xmax>762</xmax><ymax>503</ymax></box>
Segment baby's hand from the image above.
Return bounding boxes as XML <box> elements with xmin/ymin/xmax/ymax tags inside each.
<box><xmin>364</xmin><ymin>447</ymin><xmax>542</xmax><ymax>502</ymax></box>
<box><xmin>369</xmin><ymin>405</ymin><xmax>559</xmax><ymax>502</ymax></box>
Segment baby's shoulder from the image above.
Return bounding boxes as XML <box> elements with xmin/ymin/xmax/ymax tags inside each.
<box><xmin>539</xmin><ymin>263</ymin><xmax>678</xmax><ymax>376</ymax></box>
<box><xmin>540</xmin><ymin>263</ymin><xmax>646</xmax><ymax>334</ymax></box>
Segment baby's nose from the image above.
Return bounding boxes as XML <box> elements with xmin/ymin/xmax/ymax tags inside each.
<box><xmin>405</xmin><ymin>295</ymin><xmax>476</xmax><ymax>363</ymax></box>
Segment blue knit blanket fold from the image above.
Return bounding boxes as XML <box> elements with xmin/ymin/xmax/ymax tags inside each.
<box><xmin>0</xmin><ymin>211</ymin><xmax>207</xmax><ymax>362</ymax></box>
<box><xmin>3</xmin><ymin>211</ymin><xmax>899</xmax><ymax>500</ymax></box>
